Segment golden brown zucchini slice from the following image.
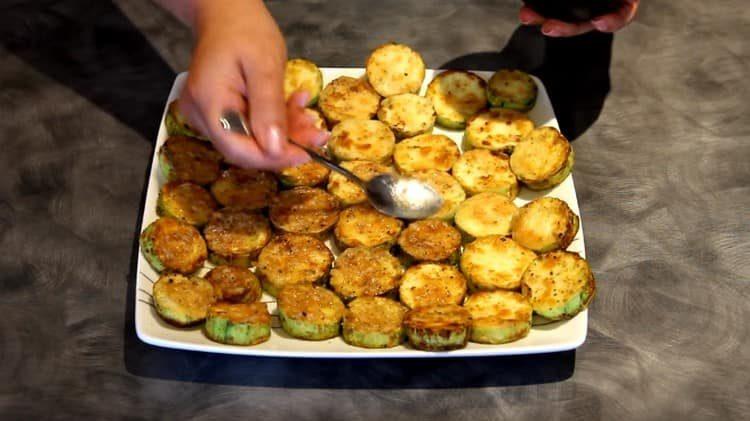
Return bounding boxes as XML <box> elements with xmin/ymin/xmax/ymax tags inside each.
<box><xmin>426</xmin><ymin>70</ymin><xmax>487</xmax><ymax>129</ymax></box>
<box><xmin>205</xmin><ymin>265</ymin><xmax>262</xmax><ymax>303</ymax></box>
<box><xmin>403</xmin><ymin>304</ymin><xmax>471</xmax><ymax>351</ymax></box>
<box><xmin>510</xmin><ymin>126</ymin><xmax>574</xmax><ymax>190</ymax></box>
<box><xmin>284</xmin><ymin>58</ymin><xmax>324</xmax><ymax>106</ymax></box>
<box><xmin>366</xmin><ymin>43</ymin><xmax>426</xmax><ymax>97</ymax></box>
<box><xmin>342</xmin><ymin>297</ymin><xmax>408</xmax><ymax>348</ymax></box>
<box><xmin>318</xmin><ymin>76</ymin><xmax>381</xmax><ymax>125</ymax></box>
<box><xmin>256</xmin><ymin>234</ymin><xmax>334</xmax><ymax>297</ymax></box>
<box><xmin>210</xmin><ymin>167</ymin><xmax>278</xmax><ymax>210</ymax></box>
<box><xmin>393</xmin><ymin>134</ymin><xmax>460</xmax><ymax>174</ymax></box>
<box><xmin>157</xmin><ymin>181</ymin><xmax>218</xmax><ymax>227</ymax></box>
<box><xmin>269</xmin><ymin>187</ymin><xmax>340</xmax><ymax>236</ymax></box>
<box><xmin>204</xmin><ymin>302</ymin><xmax>271</xmax><ymax>345</ymax></box>
<box><xmin>377</xmin><ymin>93</ymin><xmax>435</xmax><ymax>139</ymax></box>
<box><xmin>399</xmin><ymin>263</ymin><xmax>467</xmax><ymax>309</ymax></box>
<box><xmin>460</xmin><ymin>235</ymin><xmax>536</xmax><ymax>291</ymax></box>
<box><xmin>464</xmin><ymin>290</ymin><xmax>532</xmax><ymax>344</ymax></box>
<box><xmin>452</xmin><ymin>149</ymin><xmax>519</xmax><ymax>199</ymax></box>
<box><xmin>165</xmin><ymin>100</ymin><xmax>209</xmax><ymax>140</ymax></box>
<box><xmin>334</xmin><ymin>204</ymin><xmax>403</xmax><ymax>249</ymax></box>
<box><xmin>158</xmin><ymin>136</ymin><xmax>222</xmax><ymax>185</ymax></box>
<box><xmin>326</xmin><ymin>160</ymin><xmax>395</xmax><ymax>206</ymax></box>
<box><xmin>203</xmin><ymin>209</ymin><xmax>272</xmax><ymax>266</ymax></box>
<box><xmin>278</xmin><ymin>161</ymin><xmax>330</xmax><ymax>187</ymax></box>
<box><xmin>464</xmin><ymin>109</ymin><xmax>535</xmax><ymax>154</ymax></box>
<box><xmin>410</xmin><ymin>170</ymin><xmax>466</xmax><ymax>221</ymax></box>
<box><xmin>454</xmin><ymin>192</ymin><xmax>519</xmax><ymax>240</ymax></box>
<box><xmin>521</xmin><ymin>251</ymin><xmax>595</xmax><ymax>321</ymax></box>
<box><xmin>486</xmin><ymin>69</ymin><xmax>538</xmax><ymax>112</ymax></box>
<box><xmin>397</xmin><ymin>219</ymin><xmax>461</xmax><ymax>262</ymax></box>
<box><xmin>328</xmin><ymin>119</ymin><xmax>395</xmax><ymax>163</ymax></box>
<box><xmin>511</xmin><ymin>197</ymin><xmax>579</xmax><ymax>253</ymax></box>
<box><xmin>329</xmin><ymin>246</ymin><xmax>404</xmax><ymax>301</ymax></box>
<box><xmin>277</xmin><ymin>284</ymin><xmax>345</xmax><ymax>340</ymax></box>
<box><xmin>140</xmin><ymin>217</ymin><xmax>207</xmax><ymax>274</ymax></box>
<box><xmin>152</xmin><ymin>273</ymin><xmax>215</xmax><ymax>326</ymax></box>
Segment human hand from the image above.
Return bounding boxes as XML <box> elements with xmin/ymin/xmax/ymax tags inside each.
<box><xmin>520</xmin><ymin>0</ymin><xmax>640</xmax><ymax>37</ymax></box>
<box><xmin>177</xmin><ymin>0</ymin><xmax>328</xmax><ymax>170</ymax></box>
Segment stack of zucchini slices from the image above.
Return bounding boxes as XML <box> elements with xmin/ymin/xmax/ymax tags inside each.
<box><xmin>140</xmin><ymin>42</ymin><xmax>594</xmax><ymax>351</ymax></box>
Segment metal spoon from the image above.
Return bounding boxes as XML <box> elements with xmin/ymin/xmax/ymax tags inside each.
<box><xmin>220</xmin><ymin>111</ymin><xmax>443</xmax><ymax>219</ymax></box>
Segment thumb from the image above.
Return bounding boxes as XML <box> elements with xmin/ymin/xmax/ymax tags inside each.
<box><xmin>244</xmin><ymin>63</ymin><xmax>288</xmax><ymax>159</ymax></box>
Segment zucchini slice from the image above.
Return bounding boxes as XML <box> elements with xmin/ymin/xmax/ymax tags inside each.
<box><xmin>403</xmin><ymin>304</ymin><xmax>471</xmax><ymax>351</ymax></box>
<box><xmin>520</xmin><ymin>251</ymin><xmax>595</xmax><ymax>321</ymax></box>
<box><xmin>203</xmin><ymin>209</ymin><xmax>272</xmax><ymax>266</ymax></box>
<box><xmin>377</xmin><ymin>93</ymin><xmax>435</xmax><ymax>139</ymax></box>
<box><xmin>284</xmin><ymin>58</ymin><xmax>324</xmax><ymax>106</ymax></box>
<box><xmin>510</xmin><ymin>126</ymin><xmax>574</xmax><ymax>190</ymax></box>
<box><xmin>393</xmin><ymin>134</ymin><xmax>460</xmax><ymax>174</ymax></box>
<box><xmin>454</xmin><ymin>192</ymin><xmax>519</xmax><ymax>240</ymax></box>
<box><xmin>157</xmin><ymin>181</ymin><xmax>218</xmax><ymax>227</ymax></box>
<box><xmin>486</xmin><ymin>69</ymin><xmax>538</xmax><ymax>112</ymax></box>
<box><xmin>365</xmin><ymin>42</ymin><xmax>426</xmax><ymax>97</ymax></box>
<box><xmin>205</xmin><ymin>265</ymin><xmax>262</xmax><ymax>303</ymax></box>
<box><xmin>328</xmin><ymin>119</ymin><xmax>396</xmax><ymax>163</ymax></box>
<box><xmin>277</xmin><ymin>284</ymin><xmax>345</xmax><ymax>340</ymax></box>
<box><xmin>426</xmin><ymin>70</ymin><xmax>487</xmax><ymax>129</ymax></box>
<box><xmin>452</xmin><ymin>149</ymin><xmax>519</xmax><ymax>199</ymax></box>
<box><xmin>397</xmin><ymin>219</ymin><xmax>461</xmax><ymax>262</ymax></box>
<box><xmin>140</xmin><ymin>217</ymin><xmax>207</xmax><ymax>274</ymax></box>
<box><xmin>269</xmin><ymin>187</ymin><xmax>340</xmax><ymax>236</ymax></box>
<box><xmin>318</xmin><ymin>76</ymin><xmax>381</xmax><ymax>125</ymax></box>
<box><xmin>511</xmin><ymin>197</ymin><xmax>579</xmax><ymax>253</ymax></box>
<box><xmin>152</xmin><ymin>273</ymin><xmax>215</xmax><ymax>326</ymax></box>
<box><xmin>464</xmin><ymin>109</ymin><xmax>535</xmax><ymax>154</ymax></box>
<box><xmin>165</xmin><ymin>100</ymin><xmax>209</xmax><ymax>140</ymax></box>
<box><xmin>399</xmin><ymin>263</ymin><xmax>467</xmax><ymax>309</ymax></box>
<box><xmin>210</xmin><ymin>167</ymin><xmax>278</xmax><ymax>210</ymax></box>
<box><xmin>460</xmin><ymin>235</ymin><xmax>537</xmax><ymax>291</ymax></box>
<box><xmin>410</xmin><ymin>170</ymin><xmax>466</xmax><ymax>221</ymax></box>
<box><xmin>256</xmin><ymin>234</ymin><xmax>334</xmax><ymax>297</ymax></box>
<box><xmin>204</xmin><ymin>302</ymin><xmax>271</xmax><ymax>345</ymax></box>
<box><xmin>158</xmin><ymin>136</ymin><xmax>222</xmax><ymax>185</ymax></box>
<box><xmin>342</xmin><ymin>297</ymin><xmax>408</xmax><ymax>348</ymax></box>
<box><xmin>334</xmin><ymin>203</ymin><xmax>403</xmax><ymax>249</ymax></box>
<box><xmin>326</xmin><ymin>160</ymin><xmax>395</xmax><ymax>206</ymax></box>
<box><xmin>278</xmin><ymin>161</ymin><xmax>330</xmax><ymax>187</ymax></box>
<box><xmin>464</xmin><ymin>290</ymin><xmax>532</xmax><ymax>344</ymax></box>
<box><xmin>329</xmin><ymin>246</ymin><xmax>404</xmax><ymax>301</ymax></box>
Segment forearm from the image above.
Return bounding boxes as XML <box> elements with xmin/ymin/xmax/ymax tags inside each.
<box><xmin>152</xmin><ymin>0</ymin><xmax>266</xmax><ymax>30</ymax></box>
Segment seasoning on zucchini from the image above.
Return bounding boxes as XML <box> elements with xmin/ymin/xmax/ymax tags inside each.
<box><xmin>426</xmin><ymin>70</ymin><xmax>487</xmax><ymax>129</ymax></box>
<box><xmin>399</xmin><ymin>263</ymin><xmax>467</xmax><ymax>309</ymax></box>
<box><xmin>393</xmin><ymin>134</ymin><xmax>460</xmax><ymax>174</ymax></box>
<box><xmin>510</xmin><ymin>126</ymin><xmax>574</xmax><ymax>190</ymax></box>
<box><xmin>521</xmin><ymin>251</ymin><xmax>595</xmax><ymax>321</ymax></box>
<box><xmin>277</xmin><ymin>284</ymin><xmax>345</xmax><ymax>340</ymax></box>
<box><xmin>284</xmin><ymin>58</ymin><xmax>324</xmax><ymax>106</ymax></box>
<box><xmin>140</xmin><ymin>217</ymin><xmax>207</xmax><ymax>274</ymax></box>
<box><xmin>318</xmin><ymin>76</ymin><xmax>381</xmax><ymax>125</ymax></box>
<box><xmin>203</xmin><ymin>209</ymin><xmax>272</xmax><ymax>267</ymax></box>
<box><xmin>334</xmin><ymin>203</ymin><xmax>403</xmax><ymax>249</ymax></box>
<box><xmin>342</xmin><ymin>297</ymin><xmax>408</xmax><ymax>348</ymax></box>
<box><xmin>464</xmin><ymin>290</ymin><xmax>532</xmax><ymax>344</ymax></box>
<box><xmin>158</xmin><ymin>136</ymin><xmax>222</xmax><ymax>185</ymax></box>
<box><xmin>204</xmin><ymin>302</ymin><xmax>271</xmax><ymax>345</ymax></box>
<box><xmin>269</xmin><ymin>187</ymin><xmax>340</xmax><ymax>236</ymax></box>
<box><xmin>511</xmin><ymin>197</ymin><xmax>579</xmax><ymax>253</ymax></box>
<box><xmin>328</xmin><ymin>119</ymin><xmax>395</xmax><ymax>163</ymax></box>
<box><xmin>278</xmin><ymin>110</ymin><xmax>330</xmax><ymax>187</ymax></box>
<box><xmin>329</xmin><ymin>246</ymin><xmax>404</xmax><ymax>301</ymax></box>
<box><xmin>210</xmin><ymin>167</ymin><xmax>278</xmax><ymax>210</ymax></box>
<box><xmin>460</xmin><ymin>235</ymin><xmax>537</xmax><ymax>291</ymax></box>
<box><xmin>157</xmin><ymin>181</ymin><xmax>218</xmax><ymax>226</ymax></box>
<box><xmin>152</xmin><ymin>273</ymin><xmax>215</xmax><ymax>326</ymax></box>
<box><xmin>377</xmin><ymin>93</ymin><xmax>435</xmax><ymax>139</ymax></box>
<box><xmin>327</xmin><ymin>160</ymin><xmax>395</xmax><ymax>206</ymax></box>
<box><xmin>454</xmin><ymin>192</ymin><xmax>519</xmax><ymax>240</ymax></box>
<box><xmin>256</xmin><ymin>234</ymin><xmax>334</xmax><ymax>297</ymax></box>
<box><xmin>486</xmin><ymin>69</ymin><xmax>538</xmax><ymax>112</ymax></box>
<box><xmin>403</xmin><ymin>304</ymin><xmax>471</xmax><ymax>351</ymax></box>
<box><xmin>165</xmin><ymin>100</ymin><xmax>209</xmax><ymax>140</ymax></box>
<box><xmin>205</xmin><ymin>265</ymin><xmax>262</xmax><ymax>303</ymax></box>
<box><xmin>452</xmin><ymin>149</ymin><xmax>519</xmax><ymax>199</ymax></box>
<box><xmin>464</xmin><ymin>109</ymin><xmax>535</xmax><ymax>154</ymax></box>
<box><xmin>410</xmin><ymin>170</ymin><xmax>466</xmax><ymax>221</ymax></box>
<box><xmin>397</xmin><ymin>219</ymin><xmax>461</xmax><ymax>262</ymax></box>
<box><xmin>366</xmin><ymin>43</ymin><xmax>426</xmax><ymax>97</ymax></box>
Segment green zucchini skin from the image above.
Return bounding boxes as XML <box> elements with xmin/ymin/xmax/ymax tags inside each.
<box><xmin>279</xmin><ymin>308</ymin><xmax>341</xmax><ymax>341</ymax></box>
<box><xmin>204</xmin><ymin>302</ymin><xmax>271</xmax><ymax>345</ymax></box>
<box><xmin>403</xmin><ymin>304</ymin><xmax>472</xmax><ymax>351</ymax></box>
<box><xmin>342</xmin><ymin>297</ymin><xmax>407</xmax><ymax>348</ymax></box>
<box><xmin>405</xmin><ymin>328</ymin><xmax>469</xmax><ymax>351</ymax></box>
<box><xmin>152</xmin><ymin>274</ymin><xmax>216</xmax><ymax>327</ymax></box>
<box><xmin>486</xmin><ymin>70</ymin><xmax>538</xmax><ymax>112</ymax></box>
<box><xmin>277</xmin><ymin>284</ymin><xmax>345</xmax><ymax>340</ymax></box>
<box><xmin>343</xmin><ymin>329</ymin><xmax>403</xmax><ymax>349</ymax></box>
<box><xmin>523</xmin><ymin>147</ymin><xmax>575</xmax><ymax>191</ymax></box>
<box><xmin>165</xmin><ymin>100</ymin><xmax>210</xmax><ymax>140</ymax></box>
<box><xmin>139</xmin><ymin>223</ymin><xmax>165</xmax><ymax>273</ymax></box>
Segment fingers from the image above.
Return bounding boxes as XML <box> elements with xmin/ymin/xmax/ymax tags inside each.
<box><xmin>541</xmin><ymin>19</ymin><xmax>595</xmax><ymax>37</ymax></box>
<box><xmin>287</xmin><ymin>91</ymin><xmax>330</xmax><ymax>149</ymax></box>
<box><xmin>519</xmin><ymin>6</ymin><xmax>545</xmax><ymax>25</ymax></box>
<box><xmin>244</xmin><ymin>59</ymin><xmax>289</xmax><ymax>159</ymax></box>
<box><xmin>592</xmin><ymin>0</ymin><xmax>639</xmax><ymax>33</ymax></box>
<box><xmin>521</xmin><ymin>0</ymin><xmax>638</xmax><ymax>37</ymax></box>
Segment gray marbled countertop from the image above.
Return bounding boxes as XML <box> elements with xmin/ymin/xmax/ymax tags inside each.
<box><xmin>0</xmin><ymin>1</ymin><xmax>748</xmax><ymax>419</ymax></box>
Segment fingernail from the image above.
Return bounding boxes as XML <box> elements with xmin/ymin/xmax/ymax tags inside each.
<box><xmin>592</xmin><ymin>18</ymin><xmax>608</xmax><ymax>31</ymax></box>
<box><xmin>266</xmin><ymin>125</ymin><xmax>284</xmax><ymax>157</ymax></box>
<box><xmin>297</xmin><ymin>91</ymin><xmax>310</xmax><ymax>106</ymax></box>
<box><xmin>542</xmin><ymin>27</ymin><xmax>559</xmax><ymax>36</ymax></box>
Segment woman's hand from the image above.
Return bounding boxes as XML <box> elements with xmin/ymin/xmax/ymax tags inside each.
<box><xmin>176</xmin><ymin>0</ymin><xmax>328</xmax><ymax>169</ymax></box>
<box><xmin>520</xmin><ymin>0</ymin><xmax>640</xmax><ymax>37</ymax></box>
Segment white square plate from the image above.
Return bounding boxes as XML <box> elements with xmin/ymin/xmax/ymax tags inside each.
<box><xmin>135</xmin><ymin>68</ymin><xmax>587</xmax><ymax>358</ymax></box>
